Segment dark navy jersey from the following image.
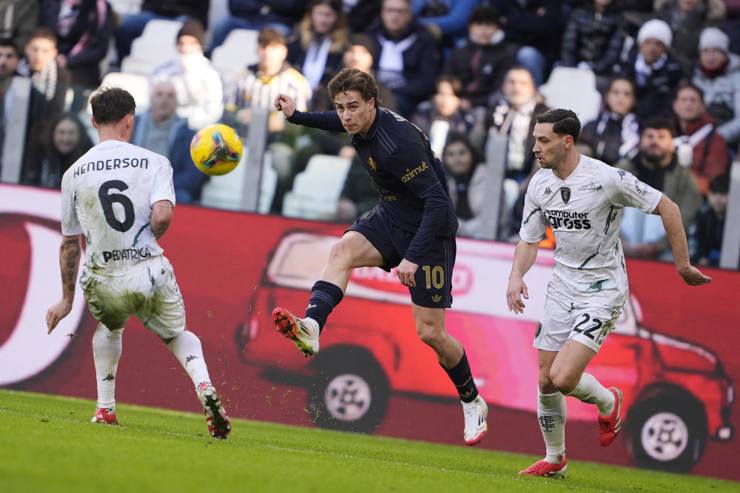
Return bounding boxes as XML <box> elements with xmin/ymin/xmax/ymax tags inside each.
<box><xmin>288</xmin><ymin>108</ymin><xmax>458</xmax><ymax>263</ymax></box>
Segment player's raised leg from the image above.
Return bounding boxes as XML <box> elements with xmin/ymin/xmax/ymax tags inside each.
<box><xmin>91</xmin><ymin>323</ymin><xmax>123</xmax><ymax>425</ymax></box>
<box><xmin>520</xmin><ymin>350</ymin><xmax>568</xmax><ymax>477</ymax></box>
<box><xmin>551</xmin><ymin>340</ymin><xmax>621</xmax><ymax>447</ymax></box>
<box><xmin>412</xmin><ymin>304</ymin><xmax>487</xmax><ymax>445</ymax></box>
<box><xmin>273</xmin><ymin>231</ymin><xmax>384</xmax><ymax>356</ymax></box>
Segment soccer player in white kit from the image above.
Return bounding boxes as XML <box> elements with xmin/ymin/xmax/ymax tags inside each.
<box><xmin>45</xmin><ymin>87</ymin><xmax>231</xmax><ymax>439</ymax></box>
<box><xmin>506</xmin><ymin>109</ymin><xmax>711</xmax><ymax>477</ymax></box>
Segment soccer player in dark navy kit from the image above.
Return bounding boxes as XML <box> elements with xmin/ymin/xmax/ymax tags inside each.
<box><xmin>272</xmin><ymin>68</ymin><xmax>488</xmax><ymax>444</ymax></box>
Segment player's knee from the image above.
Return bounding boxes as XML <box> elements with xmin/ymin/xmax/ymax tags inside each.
<box><xmin>416</xmin><ymin>322</ymin><xmax>445</xmax><ymax>349</ymax></box>
<box><xmin>549</xmin><ymin>368</ymin><xmax>578</xmax><ymax>394</ymax></box>
<box><xmin>328</xmin><ymin>241</ymin><xmax>355</xmax><ymax>270</ymax></box>
<box><xmin>538</xmin><ymin>370</ymin><xmax>556</xmax><ymax>393</ymax></box>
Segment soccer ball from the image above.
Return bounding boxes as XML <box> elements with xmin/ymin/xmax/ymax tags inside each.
<box><xmin>190</xmin><ymin>124</ymin><xmax>244</xmax><ymax>176</ymax></box>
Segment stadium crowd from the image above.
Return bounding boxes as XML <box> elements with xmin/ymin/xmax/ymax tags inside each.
<box><xmin>0</xmin><ymin>0</ymin><xmax>738</xmax><ymax>268</ymax></box>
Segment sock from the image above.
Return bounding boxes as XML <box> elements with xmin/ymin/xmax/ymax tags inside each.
<box><xmin>565</xmin><ymin>372</ymin><xmax>615</xmax><ymax>416</ymax></box>
<box><xmin>92</xmin><ymin>324</ymin><xmax>123</xmax><ymax>409</ymax></box>
<box><xmin>441</xmin><ymin>351</ymin><xmax>479</xmax><ymax>403</ymax></box>
<box><xmin>305</xmin><ymin>280</ymin><xmax>344</xmax><ymax>332</ymax></box>
<box><xmin>538</xmin><ymin>390</ymin><xmax>566</xmax><ymax>464</ymax></box>
<box><xmin>167</xmin><ymin>331</ymin><xmax>212</xmax><ymax>390</ymax></box>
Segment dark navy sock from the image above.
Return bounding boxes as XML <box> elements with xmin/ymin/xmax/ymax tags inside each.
<box><xmin>305</xmin><ymin>280</ymin><xmax>344</xmax><ymax>332</ymax></box>
<box><xmin>442</xmin><ymin>351</ymin><xmax>479</xmax><ymax>403</ymax></box>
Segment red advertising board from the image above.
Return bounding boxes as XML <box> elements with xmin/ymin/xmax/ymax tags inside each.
<box><xmin>1</xmin><ymin>184</ymin><xmax>738</xmax><ymax>479</ymax></box>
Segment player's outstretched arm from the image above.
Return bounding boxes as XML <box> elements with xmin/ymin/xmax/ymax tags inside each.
<box><xmin>274</xmin><ymin>93</ymin><xmax>345</xmax><ymax>132</ymax></box>
<box><xmin>506</xmin><ymin>240</ymin><xmax>540</xmax><ymax>314</ymax></box>
<box><xmin>46</xmin><ymin>234</ymin><xmax>82</xmax><ymax>333</ymax></box>
<box><xmin>654</xmin><ymin>195</ymin><xmax>712</xmax><ymax>286</ymax></box>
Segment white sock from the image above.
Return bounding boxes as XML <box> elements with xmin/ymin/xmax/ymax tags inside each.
<box><xmin>92</xmin><ymin>324</ymin><xmax>123</xmax><ymax>409</ymax></box>
<box><xmin>538</xmin><ymin>390</ymin><xmax>566</xmax><ymax>464</ymax></box>
<box><xmin>167</xmin><ymin>331</ymin><xmax>212</xmax><ymax>390</ymax></box>
<box><xmin>566</xmin><ymin>372</ymin><xmax>614</xmax><ymax>415</ymax></box>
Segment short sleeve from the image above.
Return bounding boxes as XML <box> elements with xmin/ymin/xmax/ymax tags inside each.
<box><xmin>519</xmin><ymin>179</ymin><xmax>547</xmax><ymax>243</ymax></box>
<box><xmin>151</xmin><ymin>157</ymin><xmax>176</xmax><ymax>206</ymax></box>
<box><xmin>60</xmin><ymin>173</ymin><xmax>81</xmax><ymax>236</ymax></box>
<box><xmin>603</xmin><ymin>166</ymin><xmax>662</xmax><ymax>213</ymax></box>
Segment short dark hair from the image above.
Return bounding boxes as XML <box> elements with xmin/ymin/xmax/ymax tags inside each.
<box><xmin>536</xmin><ymin>109</ymin><xmax>581</xmax><ymax>142</ymax></box>
<box><xmin>468</xmin><ymin>6</ymin><xmax>500</xmax><ymax>26</ymax></box>
<box><xmin>0</xmin><ymin>38</ymin><xmax>20</xmax><ymax>57</ymax></box>
<box><xmin>258</xmin><ymin>27</ymin><xmax>286</xmax><ymax>48</ymax></box>
<box><xmin>90</xmin><ymin>87</ymin><xmax>136</xmax><ymax>124</ymax></box>
<box><xmin>436</xmin><ymin>75</ymin><xmax>462</xmax><ymax>97</ymax></box>
<box><xmin>176</xmin><ymin>18</ymin><xmax>205</xmax><ymax>47</ymax></box>
<box><xmin>674</xmin><ymin>79</ymin><xmax>705</xmax><ymax>103</ymax></box>
<box><xmin>28</xmin><ymin>27</ymin><xmax>57</xmax><ymax>46</ymax></box>
<box><xmin>443</xmin><ymin>132</ymin><xmax>483</xmax><ymax>166</ymax></box>
<box><xmin>642</xmin><ymin>116</ymin><xmax>675</xmax><ymax>136</ymax></box>
<box><xmin>328</xmin><ymin>68</ymin><xmax>378</xmax><ymax>103</ymax></box>
<box><xmin>709</xmin><ymin>174</ymin><xmax>729</xmax><ymax>194</ymax></box>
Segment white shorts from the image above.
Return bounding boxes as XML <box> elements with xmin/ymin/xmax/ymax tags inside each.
<box><xmin>80</xmin><ymin>255</ymin><xmax>186</xmax><ymax>339</ymax></box>
<box><xmin>534</xmin><ymin>292</ymin><xmax>623</xmax><ymax>354</ymax></box>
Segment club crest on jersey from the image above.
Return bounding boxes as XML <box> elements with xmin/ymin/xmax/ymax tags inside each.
<box><xmin>560</xmin><ymin>187</ymin><xmax>571</xmax><ymax>204</ymax></box>
<box><xmin>368</xmin><ymin>156</ymin><xmax>377</xmax><ymax>172</ymax></box>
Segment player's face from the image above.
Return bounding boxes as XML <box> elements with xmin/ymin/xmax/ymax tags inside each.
<box><xmin>53</xmin><ymin>118</ymin><xmax>80</xmax><ymax>155</ymax></box>
<box><xmin>443</xmin><ymin>141</ymin><xmax>473</xmax><ymax>176</ymax></box>
<box><xmin>640</xmin><ymin>128</ymin><xmax>675</xmax><ymax>162</ymax></box>
<box><xmin>311</xmin><ymin>3</ymin><xmax>338</xmax><ymax>35</ymax></box>
<box><xmin>382</xmin><ymin>0</ymin><xmax>412</xmax><ymax>36</ymax></box>
<box><xmin>503</xmin><ymin>69</ymin><xmax>536</xmax><ymax>107</ymax></box>
<box><xmin>433</xmin><ymin>81</ymin><xmax>460</xmax><ymax>117</ymax></box>
<box><xmin>606</xmin><ymin>79</ymin><xmax>635</xmax><ymax>115</ymax></box>
<box><xmin>334</xmin><ymin>90</ymin><xmax>376</xmax><ymax>135</ymax></box>
<box><xmin>700</xmin><ymin>47</ymin><xmax>727</xmax><ymax>71</ymax></box>
<box><xmin>177</xmin><ymin>35</ymin><xmax>202</xmax><ymax>55</ymax></box>
<box><xmin>25</xmin><ymin>38</ymin><xmax>57</xmax><ymax>72</ymax></box>
<box><xmin>673</xmin><ymin>88</ymin><xmax>704</xmax><ymax>121</ymax></box>
<box><xmin>639</xmin><ymin>38</ymin><xmax>665</xmax><ymax>65</ymax></box>
<box><xmin>343</xmin><ymin>45</ymin><xmax>373</xmax><ymax>72</ymax></box>
<box><xmin>532</xmin><ymin>123</ymin><xmax>568</xmax><ymax>169</ymax></box>
<box><xmin>0</xmin><ymin>46</ymin><xmax>19</xmax><ymax>77</ymax></box>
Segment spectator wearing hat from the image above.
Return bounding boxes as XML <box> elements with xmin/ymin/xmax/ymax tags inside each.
<box><xmin>152</xmin><ymin>18</ymin><xmax>223</xmax><ymax>130</ymax></box>
<box><xmin>444</xmin><ymin>6</ymin><xmax>518</xmax><ymax>108</ymax></box>
<box><xmin>616</xmin><ymin>18</ymin><xmax>684</xmax><ymax>122</ymax></box>
<box><xmin>672</xmin><ymin>80</ymin><xmax>729</xmax><ymax>196</ymax></box>
<box><xmin>692</xmin><ymin>27</ymin><xmax>740</xmax><ymax>147</ymax></box>
<box><xmin>690</xmin><ymin>173</ymin><xmax>729</xmax><ymax>267</ymax></box>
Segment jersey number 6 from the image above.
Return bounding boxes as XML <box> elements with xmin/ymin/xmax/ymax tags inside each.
<box><xmin>98</xmin><ymin>180</ymin><xmax>135</xmax><ymax>232</ymax></box>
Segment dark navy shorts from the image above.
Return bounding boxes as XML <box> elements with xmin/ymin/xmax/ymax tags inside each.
<box><xmin>348</xmin><ymin>207</ymin><xmax>456</xmax><ymax>309</ymax></box>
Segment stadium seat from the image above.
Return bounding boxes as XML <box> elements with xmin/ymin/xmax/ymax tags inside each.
<box><xmin>211</xmin><ymin>29</ymin><xmax>260</xmax><ymax>80</ymax></box>
<box><xmin>121</xmin><ymin>19</ymin><xmax>183</xmax><ymax>75</ymax></box>
<box><xmin>98</xmin><ymin>72</ymin><xmax>151</xmax><ymax>109</ymax></box>
<box><xmin>282</xmin><ymin>155</ymin><xmax>351</xmax><ymax>220</ymax></box>
<box><xmin>539</xmin><ymin>67</ymin><xmax>602</xmax><ymax>124</ymax></box>
<box><xmin>108</xmin><ymin>0</ymin><xmax>142</xmax><ymax>16</ymax></box>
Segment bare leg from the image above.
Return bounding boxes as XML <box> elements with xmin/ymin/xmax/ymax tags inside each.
<box><xmin>411</xmin><ymin>304</ymin><xmax>463</xmax><ymax>368</ymax></box>
<box><xmin>318</xmin><ymin>231</ymin><xmax>384</xmax><ymax>292</ymax></box>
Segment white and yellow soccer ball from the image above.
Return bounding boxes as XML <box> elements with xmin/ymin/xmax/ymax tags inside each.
<box><xmin>190</xmin><ymin>123</ymin><xmax>244</xmax><ymax>176</ymax></box>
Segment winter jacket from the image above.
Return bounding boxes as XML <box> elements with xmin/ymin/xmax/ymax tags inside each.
<box><xmin>445</xmin><ymin>36</ymin><xmax>518</xmax><ymax>107</ymax></box>
<box><xmin>617</xmin><ymin>49</ymin><xmax>685</xmax><ymax>122</ymax></box>
<box><xmin>690</xmin><ymin>203</ymin><xmax>725</xmax><ymax>266</ymax></box>
<box><xmin>674</xmin><ymin>113</ymin><xmax>730</xmax><ymax>195</ymax></box>
<box><xmin>412</xmin><ymin>0</ymin><xmax>480</xmax><ymax>39</ymax></box>
<box><xmin>494</xmin><ymin>0</ymin><xmax>565</xmax><ymax>62</ymax></box>
<box><xmin>286</xmin><ymin>37</ymin><xmax>345</xmax><ymax>90</ymax></box>
<box><xmin>227</xmin><ymin>0</ymin><xmax>308</xmax><ymax>28</ymax></box>
<box><xmin>0</xmin><ymin>0</ymin><xmax>38</xmax><ymax>52</ymax></box>
<box><xmin>142</xmin><ymin>0</ymin><xmax>210</xmax><ymax>26</ymax></box>
<box><xmin>579</xmin><ymin>111</ymin><xmax>640</xmax><ymax>165</ymax></box>
<box><xmin>657</xmin><ymin>0</ymin><xmax>723</xmax><ymax>73</ymax></box>
<box><xmin>446</xmin><ymin>163</ymin><xmax>494</xmax><ymax>239</ymax></box>
<box><xmin>560</xmin><ymin>5</ymin><xmax>624</xmax><ymax>75</ymax></box>
<box><xmin>693</xmin><ymin>53</ymin><xmax>740</xmax><ymax>145</ymax></box>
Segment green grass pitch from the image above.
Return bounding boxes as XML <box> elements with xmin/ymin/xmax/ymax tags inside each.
<box><xmin>0</xmin><ymin>389</ymin><xmax>737</xmax><ymax>493</ymax></box>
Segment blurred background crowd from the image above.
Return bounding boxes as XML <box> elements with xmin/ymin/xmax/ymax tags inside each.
<box><xmin>1</xmin><ymin>0</ymin><xmax>739</xmax><ymax>268</ymax></box>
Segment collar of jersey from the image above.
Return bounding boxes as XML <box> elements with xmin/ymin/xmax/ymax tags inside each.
<box><xmin>355</xmin><ymin>109</ymin><xmax>382</xmax><ymax>142</ymax></box>
<box><xmin>551</xmin><ymin>154</ymin><xmax>585</xmax><ymax>182</ymax></box>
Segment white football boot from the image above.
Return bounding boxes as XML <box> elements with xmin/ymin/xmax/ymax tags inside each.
<box><xmin>462</xmin><ymin>395</ymin><xmax>488</xmax><ymax>445</ymax></box>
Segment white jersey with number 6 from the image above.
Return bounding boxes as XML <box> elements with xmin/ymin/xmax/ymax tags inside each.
<box><xmin>61</xmin><ymin>140</ymin><xmax>176</xmax><ymax>271</ymax></box>
<box><xmin>519</xmin><ymin>155</ymin><xmax>662</xmax><ymax>304</ymax></box>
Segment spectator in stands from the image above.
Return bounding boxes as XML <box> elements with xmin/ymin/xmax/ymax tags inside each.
<box><xmin>618</xmin><ymin>117</ymin><xmax>702</xmax><ymax>260</ymax></box>
<box><xmin>0</xmin><ymin>0</ymin><xmax>38</xmax><ymax>53</ymax></box>
<box><xmin>442</xmin><ymin>132</ymin><xmax>494</xmax><ymax>239</ymax></box>
<box><xmin>287</xmin><ymin>0</ymin><xmax>348</xmax><ymax>92</ymax></box>
<box><xmin>223</xmin><ymin>28</ymin><xmax>312</xmax><ymax>211</ymax></box>
<box><xmin>18</xmin><ymin>28</ymin><xmax>69</xmax><ymax>119</ymax></box>
<box><xmin>672</xmin><ymin>80</ymin><xmax>729</xmax><ymax>196</ymax></box>
<box><xmin>0</xmin><ymin>38</ymin><xmax>21</xmax><ymax>174</ymax></box>
<box><xmin>369</xmin><ymin>0</ymin><xmax>440</xmax><ymax>117</ymax></box>
<box><xmin>690</xmin><ymin>173</ymin><xmax>729</xmax><ymax>267</ymax></box>
<box><xmin>209</xmin><ymin>0</ymin><xmax>309</xmax><ymax>51</ymax></box>
<box><xmin>39</xmin><ymin>0</ymin><xmax>114</xmax><ymax>109</ymax></box>
<box><xmin>579</xmin><ymin>77</ymin><xmax>640</xmax><ymax>165</ymax></box>
<box><xmin>692</xmin><ymin>27</ymin><xmax>740</xmax><ymax>148</ymax></box>
<box><xmin>153</xmin><ymin>19</ymin><xmax>223</xmax><ymax>130</ymax></box>
<box><xmin>411</xmin><ymin>76</ymin><xmax>475</xmax><ymax>158</ymax></box>
<box><xmin>560</xmin><ymin>0</ymin><xmax>624</xmax><ymax>78</ymax></box>
<box><xmin>444</xmin><ymin>6</ymin><xmax>518</xmax><ymax>108</ymax></box>
<box><xmin>335</xmin><ymin>157</ymin><xmax>380</xmax><ymax>222</ymax></box>
<box><xmin>723</xmin><ymin>0</ymin><xmax>740</xmax><ymax>55</ymax></box>
<box><xmin>412</xmin><ymin>0</ymin><xmax>479</xmax><ymax>46</ymax></box>
<box><xmin>656</xmin><ymin>0</ymin><xmax>725</xmax><ymax>73</ymax></box>
<box><xmin>617</xmin><ymin>19</ymin><xmax>684</xmax><ymax>122</ymax></box>
<box><xmin>23</xmin><ymin>112</ymin><xmax>92</xmax><ymax>187</ymax></box>
<box><xmin>132</xmin><ymin>79</ymin><xmax>205</xmax><ymax>204</ymax></box>
<box><xmin>114</xmin><ymin>0</ymin><xmax>210</xmax><ymax>64</ymax></box>
<box><xmin>494</xmin><ymin>0</ymin><xmax>565</xmax><ymax>86</ymax></box>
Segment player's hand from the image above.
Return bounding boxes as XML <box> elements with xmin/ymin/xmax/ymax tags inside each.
<box><xmin>506</xmin><ymin>276</ymin><xmax>529</xmax><ymax>314</ymax></box>
<box><xmin>678</xmin><ymin>265</ymin><xmax>712</xmax><ymax>286</ymax></box>
<box><xmin>397</xmin><ymin>259</ymin><xmax>418</xmax><ymax>288</ymax></box>
<box><xmin>46</xmin><ymin>299</ymin><xmax>73</xmax><ymax>334</ymax></box>
<box><xmin>274</xmin><ymin>94</ymin><xmax>296</xmax><ymax>119</ymax></box>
